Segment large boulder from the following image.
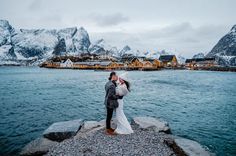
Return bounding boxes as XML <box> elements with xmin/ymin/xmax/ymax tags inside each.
<box><xmin>20</xmin><ymin>137</ymin><xmax>58</xmax><ymax>156</ymax></box>
<box><xmin>174</xmin><ymin>138</ymin><xmax>211</xmax><ymax>156</ymax></box>
<box><xmin>43</xmin><ymin>119</ymin><xmax>83</xmax><ymax>142</ymax></box>
<box><xmin>75</xmin><ymin>119</ymin><xmax>106</xmax><ymax>139</ymax></box>
<box><xmin>82</xmin><ymin>120</ymin><xmax>105</xmax><ymax>131</ymax></box>
<box><xmin>132</xmin><ymin>117</ymin><xmax>171</xmax><ymax>133</ymax></box>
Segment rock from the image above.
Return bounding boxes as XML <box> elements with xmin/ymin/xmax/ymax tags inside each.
<box><xmin>164</xmin><ymin>138</ymin><xmax>187</xmax><ymax>156</ymax></box>
<box><xmin>174</xmin><ymin>138</ymin><xmax>211</xmax><ymax>156</ymax></box>
<box><xmin>82</xmin><ymin>120</ymin><xmax>105</xmax><ymax>131</ymax></box>
<box><xmin>75</xmin><ymin>119</ymin><xmax>106</xmax><ymax>139</ymax></box>
<box><xmin>43</xmin><ymin>119</ymin><xmax>83</xmax><ymax>142</ymax></box>
<box><xmin>132</xmin><ymin>116</ymin><xmax>171</xmax><ymax>133</ymax></box>
<box><xmin>20</xmin><ymin>137</ymin><xmax>58</xmax><ymax>156</ymax></box>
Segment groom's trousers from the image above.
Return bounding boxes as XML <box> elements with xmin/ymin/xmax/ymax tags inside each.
<box><xmin>106</xmin><ymin>107</ymin><xmax>114</xmax><ymax>129</ymax></box>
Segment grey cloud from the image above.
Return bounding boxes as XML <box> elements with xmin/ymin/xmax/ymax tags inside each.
<box><xmin>90</xmin><ymin>23</ymin><xmax>228</xmax><ymax>57</ymax></box>
<box><xmin>28</xmin><ymin>0</ymin><xmax>43</xmax><ymax>11</ymax></box>
<box><xmin>89</xmin><ymin>13</ymin><xmax>129</xmax><ymax>26</ymax></box>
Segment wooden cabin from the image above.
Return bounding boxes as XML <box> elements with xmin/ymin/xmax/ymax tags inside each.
<box><xmin>151</xmin><ymin>59</ymin><xmax>163</xmax><ymax>68</ymax></box>
<box><xmin>60</xmin><ymin>59</ymin><xmax>73</xmax><ymax>68</ymax></box>
<box><xmin>127</xmin><ymin>58</ymin><xmax>143</xmax><ymax>68</ymax></box>
<box><xmin>159</xmin><ymin>55</ymin><xmax>178</xmax><ymax>67</ymax></box>
<box><xmin>142</xmin><ymin>61</ymin><xmax>153</xmax><ymax>68</ymax></box>
<box><xmin>185</xmin><ymin>58</ymin><xmax>216</xmax><ymax>69</ymax></box>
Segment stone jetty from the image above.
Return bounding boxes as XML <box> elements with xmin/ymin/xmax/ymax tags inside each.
<box><xmin>20</xmin><ymin>117</ymin><xmax>212</xmax><ymax>156</ymax></box>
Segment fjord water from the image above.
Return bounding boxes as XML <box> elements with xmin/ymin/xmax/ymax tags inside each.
<box><xmin>0</xmin><ymin>67</ymin><xmax>235</xmax><ymax>156</ymax></box>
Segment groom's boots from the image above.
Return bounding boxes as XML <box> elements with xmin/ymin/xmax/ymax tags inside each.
<box><xmin>106</xmin><ymin>128</ymin><xmax>116</xmax><ymax>135</ymax></box>
<box><xmin>109</xmin><ymin>128</ymin><xmax>115</xmax><ymax>132</ymax></box>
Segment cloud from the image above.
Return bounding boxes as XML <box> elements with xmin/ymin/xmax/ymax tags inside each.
<box><xmin>90</xmin><ymin>23</ymin><xmax>228</xmax><ymax>57</ymax></box>
<box><xmin>89</xmin><ymin>13</ymin><xmax>129</xmax><ymax>27</ymax></box>
<box><xmin>28</xmin><ymin>0</ymin><xmax>43</xmax><ymax>11</ymax></box>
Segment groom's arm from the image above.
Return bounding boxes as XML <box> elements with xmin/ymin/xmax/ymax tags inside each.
<box><xmin>108</xmin><ymin>85</ymin><xmax>123</xmax><ymax>100</ymax></box>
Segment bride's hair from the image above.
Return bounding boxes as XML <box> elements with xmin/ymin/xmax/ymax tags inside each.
<box><xmin>124</xmin><ymin>80</ymin><xmax>130</xmax><ymax>92</ymax></box>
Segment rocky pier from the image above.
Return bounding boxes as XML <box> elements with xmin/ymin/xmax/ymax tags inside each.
<box><xmin>20</xmin><ymin>117</ymin><xmax>212</xmax><ymax>156</ymax></box>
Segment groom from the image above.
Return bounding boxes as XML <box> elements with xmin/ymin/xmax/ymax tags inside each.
<box><xmin>104</xmin><ymin>71</ymin><xmax>123</xmax><ymax>135</ymax></box>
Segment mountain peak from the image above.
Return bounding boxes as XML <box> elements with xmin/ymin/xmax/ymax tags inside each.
<box><xmin>122</xmin><ymin>45</ymin><xmax>131</xmax><ymax>51</ymax></box>
<box><xmin>230</xmin><ymin>25</ymin><xmax>236</xmax><ymax>33</ymax></box>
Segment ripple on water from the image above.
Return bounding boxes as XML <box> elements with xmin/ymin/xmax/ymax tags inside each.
<box><xmin>0</xmin><ymin>68</ymin><xmax>236</xmax><ymax>156</ymax></box>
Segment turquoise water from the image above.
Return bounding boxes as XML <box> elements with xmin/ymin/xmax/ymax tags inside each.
<box><xmin>0</xmin><ymin>67</ymin><xmax>235</xmax><ymax>156</ymax></box>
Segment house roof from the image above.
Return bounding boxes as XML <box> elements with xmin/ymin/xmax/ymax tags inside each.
<box><xmin>159</xmin><ymin>55</ymin><xmax>175</xmax><ymax>62</ymax></box>
<box><xmin>62</xmin><ymin>59</ymin><xmax>72</xmax><ymax>63</ymax></box>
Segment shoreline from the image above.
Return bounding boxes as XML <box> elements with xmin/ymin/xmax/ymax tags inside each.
<box><xmin>20</xmin><ymin>117</ymin><xmax>213</xmax><ymax>156</ymax></box>
<box><xmin>1</xmin><ymin>65</ymin><xmax>236</xmax><ymax>72</ymax></box>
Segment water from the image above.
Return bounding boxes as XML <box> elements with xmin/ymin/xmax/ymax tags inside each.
<box><xmin>0</xmin><ymin>67</ymin><xmax>235</xmax><ymax>156</ymax></box>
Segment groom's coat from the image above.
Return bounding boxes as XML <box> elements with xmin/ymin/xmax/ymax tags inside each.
<box><xmin>104</xmin><ymin>80</ymin><xmax>120</xmax><ymax>109</ymax></box>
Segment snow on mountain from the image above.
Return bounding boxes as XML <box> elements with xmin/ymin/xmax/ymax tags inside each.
<box><xmin>88</xmin><ymin>39</ymin><xmax>119</xmax><ymax>56</ymax></box>
<box><xmin>0</xmin><ymin>20</ymin><xmax>91</xmax><ymax>65</ymax></box>
<box><xmin>12</xmin><ymin>29</ymin><xmax>58</xmax><ymax>59</ymax></box>
<box><xmin>206</xmin><ymin>25</ymin><xmax>236</xmax><ymax>66</ymax></box>
<box><xmin>119</xmin><ymin>45</ymin><xmax>132</xmax><ymax>57</ymax></box>
<box><xmin>192</xmin><ymin>52</ymin><xmax>205</xmax><ymax>59</ymax></box>
<box><xmin>0</xmin><ymin>20</ymin><xmax>14</xmax><ymax>46</ymax></box>
<box><xmin>89</xmin><ymin>39</ymin><xmax>107</xmax><ymax>54</ymax></box>
<box><xmin>0</xmin><ymin>45</ymin><xmax>15</xmax><ymax>60</ymax></box>
<box><xmin>72</xmin><ymin>27</ymin><xmax>90</xmax><ymax>53</ymax></box>
<box><xmin>57</xmin><ymin>27</ymin><xmax>77</xmax><ymax>52</ymax></box>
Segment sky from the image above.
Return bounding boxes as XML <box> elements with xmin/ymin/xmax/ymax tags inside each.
<box><xmin>0</xmin><ymin>0</ymin><xmax>235</xmax><ymax>58</ymax></box>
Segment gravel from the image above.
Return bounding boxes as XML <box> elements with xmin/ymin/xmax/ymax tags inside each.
<box><xmin>46</xmin><ymin>125</ymin><xmax>176</xmax><ymax>156</ymax></box>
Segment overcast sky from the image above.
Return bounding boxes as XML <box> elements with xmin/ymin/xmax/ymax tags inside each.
<box><xmin>0</xmin><ymin>0</ymin><xmax>235</xmax><ymax>57</ymax></box>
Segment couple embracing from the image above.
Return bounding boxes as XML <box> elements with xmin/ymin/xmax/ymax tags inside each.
<box><xmin>104</xmin><ymin>71</ymin><xmax>134</xmax><ymax>135</ymax></box>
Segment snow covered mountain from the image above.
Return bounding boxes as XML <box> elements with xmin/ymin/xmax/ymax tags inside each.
<box><xmin>88</xmin><ymin>39</ymin><xmax>118</xmax><ymax>56</ymax></box>
<box><xmin>192</xmin><ymin>53</ymin><xmax>205</xmax><ymax>59</ymax></box>
<box><xmin>0</xmin><ymin>20</ymin><xmax>91</xmax><ymax>65</ymax></box>
<box><xmin>0</xmin><ymin>19</ymin><xmax>192</xmax><ymax>66</ymax></box>
<box><xmin>206</xmin><ymin>25</ymin><xmax>236</xmax><ymax>66</ymax></box>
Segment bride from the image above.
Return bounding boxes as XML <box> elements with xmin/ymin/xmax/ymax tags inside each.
<box><xmin>114</xmin><ymin>72</ymin><xmax>134</xmax><ymax>134</ymax></box>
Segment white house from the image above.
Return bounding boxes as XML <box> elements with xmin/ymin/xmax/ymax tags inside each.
<box><xmin>60</xmin><ymin>59</ymin><xmax>73</xmax><ymax>67</ymax></box>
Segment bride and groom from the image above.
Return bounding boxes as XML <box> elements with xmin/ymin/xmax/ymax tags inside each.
<box><xmin>104</xmin><ymin>71</ymin><xmax>134</xmax><ymax>135</ymax></box>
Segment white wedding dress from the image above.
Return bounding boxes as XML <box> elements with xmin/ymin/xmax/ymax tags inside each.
<box><xmin>114</xmin><ymin>83</ymin><xmax>134</xmax><ymax>134</ymax></box>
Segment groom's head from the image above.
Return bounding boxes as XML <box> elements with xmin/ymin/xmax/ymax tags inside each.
<box><xmin>109</xmin><ymin>71</ymin><xmax>118</xmax><ymax>81</ymax></box>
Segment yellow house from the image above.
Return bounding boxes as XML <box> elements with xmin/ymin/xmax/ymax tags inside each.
<box><xmin>151</xmin><ymin>59</ymin><xmax>163</xmax><ymax>68</ymax></box>
<box><xmin>128</xmin><ymin>58</ymin><xmax>143</xmax><ymax>68</ymax></box>
<box><xmin>159</xmin><ymin>55</ymin><xmax>178</xmax><ymax>67</ymax></box>
<box><xmin>142</xmin><ymin>61</ymin><xmax>153</xmax><ymax>68</ymax></box>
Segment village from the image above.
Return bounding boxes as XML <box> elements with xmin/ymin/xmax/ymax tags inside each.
<box><xmin>39</xmin><ymin>53</ymin><xmax>233</xmax><ymax>71</ymax></box>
